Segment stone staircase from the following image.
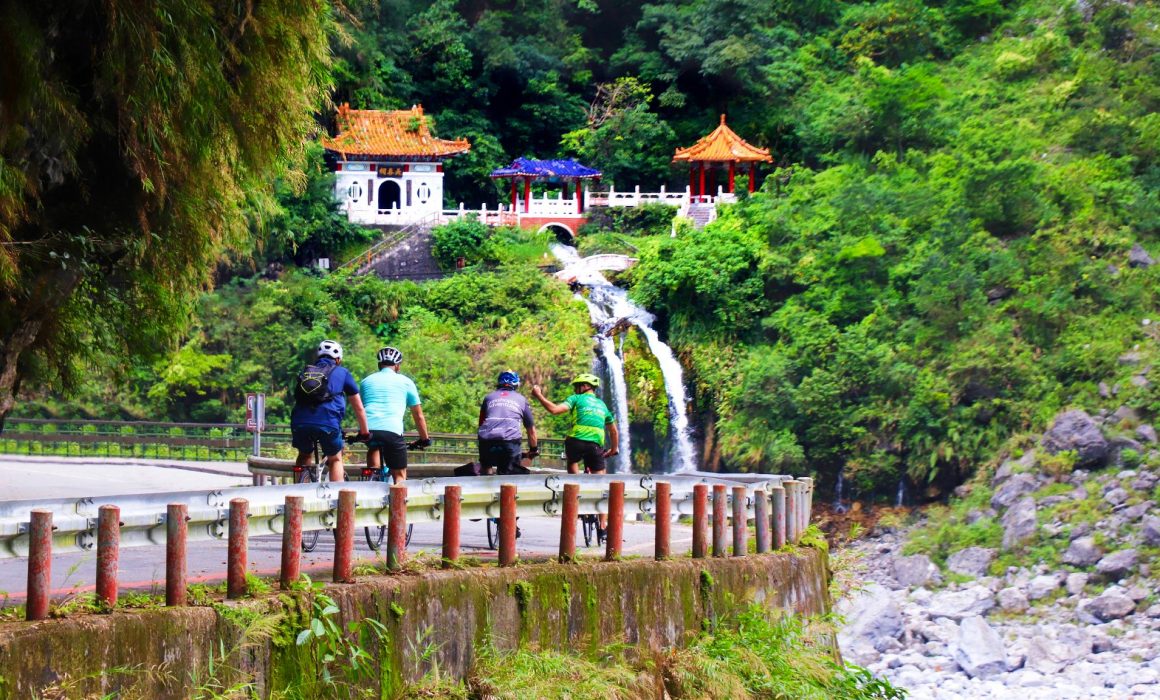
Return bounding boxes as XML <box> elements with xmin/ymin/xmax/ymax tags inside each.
<box><xmin>338</xmin><ymin>215</ymin><xmax>444</xmax><ymax>281</ymax></box>
<box><xmin>687</xmin><ymin>203</ymin><xmax>717</xmax><ymax>229</ymax></box>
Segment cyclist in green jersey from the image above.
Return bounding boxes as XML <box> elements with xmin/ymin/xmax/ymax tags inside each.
<box><xmin>531</xmin><ymin>373</ymin><xmax>619</xmax><ymax>533</ymax></box>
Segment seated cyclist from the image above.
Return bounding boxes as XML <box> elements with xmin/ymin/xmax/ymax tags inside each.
<box><xmin>290</xmin><ymin>340</ymin><xmax>369</xmax><ymax>482</ymax></box>
<box><xmin>478</xmin><ymin>371</ymin><xmax>538</xmax><ymax>475</ymax></box>
<box><xmin>531</xmin><ymin>373</ymin><xmax>619</xmax><ymax>534</ymax></box>
<box><xmin>359</xmin><ymin>346</ymin><xmax>431</xmax><ymax>483</ymax></box>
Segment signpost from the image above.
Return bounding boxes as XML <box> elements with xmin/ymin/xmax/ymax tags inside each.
<box><xmin>245</xmin><ymin>393</ymin><xmax>266</xmax><ymax>483</ymax></box>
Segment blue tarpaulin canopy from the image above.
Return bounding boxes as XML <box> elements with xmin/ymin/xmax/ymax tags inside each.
<box><xmin>489</xmin><ymin>157</ymin><xmax>601</xmax><ymax>180</ymax></box>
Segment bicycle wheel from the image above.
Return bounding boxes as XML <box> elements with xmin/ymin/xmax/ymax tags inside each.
<box><xmin>581</xmin><ymin>514</ymin><xmax>595</xmax><ymax>548</ymax></box>
<box><xmin>364</xmin><ymin>470</ymin><xmax>387</xmax><ymax>552</ymax></box>
<box><xmin>297</xmin><ymin>466</ymin><xmax>321</xmax><ymax>553</ymax></box>
<box><xmin>486</xmin><ymin>518</ymin><xmax>498</xmax><ymax>550</ymax></box>
<box><xmin>405</xmin><ymin>523</ymin><xmax>414</xmax><ymax>547</ymax></box>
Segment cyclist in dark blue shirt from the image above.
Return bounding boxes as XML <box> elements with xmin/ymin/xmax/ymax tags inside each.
<box><xmin>290</xmin><ymin>340</ymin><xmax>369</xmax><ymax>482</ymax></box>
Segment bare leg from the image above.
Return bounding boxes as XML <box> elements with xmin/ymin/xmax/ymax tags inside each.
<box><xmin>295</xmin><ymin>450</ymin><xmax>314</xmax><ymax>469</ymax></box>
<box><xmin>593</xmin><ymin>468</ymin><xmax>607</xmax><ymax>530</ymax></box>
<box><xmin>327</xmin><ymin>453</ymin><xmax>345</xmax><ymax>482</ymax></box>
<box><xmin>390</xmin><ymin>468</ymin><xmax>407</xmax><ymax>484</ymax></box>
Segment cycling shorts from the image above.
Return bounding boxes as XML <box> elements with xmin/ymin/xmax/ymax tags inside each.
<box><xmin>478</xmin><ymin>438</ymin><xmax>524</xmax><ymax>474</ymax></box>
<box><xmin>291</xmin><ymin>424</ymin><xmax>344</xmax><ymax>457</ymax></box>
<box><xmin>368</xmin><ymin>430</ymin><xmax>408</xmax><ymax>472</ymax></box>
<box><xmin>564</xmin><ymin>436</ymin><xmax>606</xmax><ymax>473</ymax></box>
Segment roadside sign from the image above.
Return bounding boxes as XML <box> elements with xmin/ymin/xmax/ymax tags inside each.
<box><xmin>245</xmin><ymin>393</ymin><xmax>266</xmax><ymax>432</ymax></box>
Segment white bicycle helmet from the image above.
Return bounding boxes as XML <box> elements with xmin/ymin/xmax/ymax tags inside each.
<box><xmin>377</xmin><ymin>346</ymin><xmax>403</xmax><ymax>365</ymax></box>
<box><xmin>317</xmin><ymin>339</ymin><xmax>343</xmax><ymax>361</ymax></box>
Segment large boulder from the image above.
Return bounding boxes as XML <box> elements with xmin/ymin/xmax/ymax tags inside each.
<box><xmin>1142</xmin><ymin>516</ymin><xmax>1160</xmax><ymax>547</ymax></box>
<box><xmin>1129</xmin><ymin>242</ymin><xmax>1156</xmax><ymax>268</ymax></box>
<box><xmin>1002</xmin><ymin>497</ymin><xmax>1038</xmax><ymax>550</ymax></box>
<box><xmin>1041</xmin><ymin>410</ymin><xmax>1109</xmax><ymax>467</ymax></box>
<box><xmin>1027</xmin><ymin>574</ymin><xmax>1063</xmax><ymax>601</ymax></box>
<box><xmin>890</xmin><ymin>554</ymin><xmax>939</xmax><ymax>589</ymax></box>
<box><xmin>1081</xmin><ymin>588</ymin><xmax>1137</xmax><ymax>622</ymax></box>
<box><xmin>1062</xmin><ymin>536</ymin><xmax>1102</xmax><ymax>567</ymax></box>
<box><xmin>927</xmin><ymin>586</ymin><xmax>997</xmax><ymax>621</ymax></box>
<box><xmin>837</xmin><ymin>583</ymin><xmax>903</xmax><ymax>664</ymax></box>
<box><xmin>998</xmin><ymin>586</ymin><xmax>1030</xmax><ymax>612</ymax></box>
<box><xmin>1137</xmin><ymin>424</ymin><xmax>1158</xmax><ymax>444</ymax></box>
<box><xmin>991</xmin><ymin>473</ymin><xmax>1038</xmax><ymax>510</ymax></box>
<box><xmin>954</xmin><ymin>616</ymin><xmax>1008</xmax><ymax>679</ymax></box>
<box><xmin>1095</xmin><ymin>549</ymin><xmax>1138</xmax><ymax>580</ymax></box>
<box><xmin>946</xmin><ymin>547</ymin><xmax>996</xmax><ymax>578</ymax></box>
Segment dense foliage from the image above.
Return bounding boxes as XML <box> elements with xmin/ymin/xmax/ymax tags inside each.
<box><xmin>0</xmin><ymin>0</ymin><xmax>334</xmax><ymax>426</ymax></box>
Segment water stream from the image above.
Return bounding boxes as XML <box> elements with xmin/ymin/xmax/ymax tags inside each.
<box><xmin>552</xmin><ymin>244</ymin><xmax>697</xmax><ymax>472</ymax></box>
<box><xmin>586</xmin><ymin>299</ymin><xmax>633</xmax><ymax>473</ymax></box>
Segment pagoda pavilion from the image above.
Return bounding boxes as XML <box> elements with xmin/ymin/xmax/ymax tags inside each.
<box><xmin>672</xmin><ymin>115</ymin><xmax>772</xmax><ymax>202</ymax></box>
<box><xmin>489</xmin><ymin>158</ymin><xmax>602</xmax><ymax>215</ymax></box>
<box><xmin>323</xmin><ymin>104</ymin><xmax>470</xmax><ymax>225</ymax></box>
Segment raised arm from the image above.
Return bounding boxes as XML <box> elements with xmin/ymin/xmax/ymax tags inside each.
<box><xmin>531</xmin><ymin>385</ymin><xmax>570</xmax><ymax>415</ymax></box>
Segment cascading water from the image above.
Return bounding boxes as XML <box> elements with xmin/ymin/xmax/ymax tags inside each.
<box><xmin>896</xmin><ymin>478</ymin><xmax>908</xmax><ymax>507</ymax></box>
<box><xmin>585</xmin><ymin>297</ymin><xmax>633</xmax><ymax>473</ymax></box>
<box><xmin>833</xmin><ymin>467</ymin><xmax>848</xmax><ymax>513</ymax></box>
<box><xmin>552</xmin><ymin>244</ymin><xmax>697</xmax><ymax>472</ymax></box>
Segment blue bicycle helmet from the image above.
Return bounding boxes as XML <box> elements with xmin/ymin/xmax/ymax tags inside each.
<box><xmin>497</xmin><ymin>371</ymin><xmax>520</xmax><ymax>388</ymax></box>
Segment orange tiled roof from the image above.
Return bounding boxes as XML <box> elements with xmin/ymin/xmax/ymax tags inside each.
<box><xmin>672</xmin><ymin>115</ymin><xmax>772</xmax><ymax>163</ymax></box>
<box><xmin>322</xmin><ymin>104</ymin><xmax>471</xmax><ymax>159</ymax></box>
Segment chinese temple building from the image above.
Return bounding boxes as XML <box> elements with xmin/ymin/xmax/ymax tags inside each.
<box><xmin>672</xmin><ymin>115</ymin><xmax>772</xmax><ymax>202</ymax></box>
<box><xmin>323</xmin><ymin>104</ymin><xmax>471</xmax><ymax>225</ymax></box>
<box><xmin>488</xmin><ymin>158</ymin><xmax>603</xmax><ymax>238</ymax></box>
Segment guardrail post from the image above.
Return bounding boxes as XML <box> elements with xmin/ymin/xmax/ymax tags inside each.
<box><xmin>784</xmin><ymin>480</ymin><xmax>800</xmax><ymax>544</ymax></box>
<box><xmin>712</xmin><ymin>484</ymin><xmax>727</xmax><ymax>557</ymax></box>
<box><xmin>732</xmin><ymin>485</ymin><xmax>747</xmax><ymax>557</ymax></box>
<box><xmin>334</xmin><ymin>490</ymin><xmax>356</xmax><ymax>583</ymax></box>
<box><xmin>800</xmin><ymin>476</ymin><xmax>814</xmax><ymax>533</ymax></box>
<box><xmin>754</xmin><ymin>490</ymin><xmax>771</xmax><ymax>554</ymax></box>
<box><xmin>387</xmin><ymin>485</ymin><xmax>408</xmax><ymax>572</ymax></box>
<box><xmin>166</xmin><ymin>503</ymin><xmax>188</xmax><ymax>606</ymax></box>
<box><xmin>655</xmin><ymin>481</ymin><xmax>671</xmax><ymax>560</ymax></box>
<box><xmin>96</xmin><ymin>505</ymin><xmax>120</xmax><ymax>608</ymax></box>
<box><xmin>26</xmin><ymin>509</ymin><xmax>52</xmax><ymax>621</ymax></box>
<box><xmin>692</xmin><ymin>484</ymin><xmax>708</xmax><ymax>558</ymax></box>
<box><xmin>499</xmin><ymin>483</ymin><xmax>518</xmax><ymax>567</ymax></box>
<box><xmin>559</xmin><ymin>483</ymin><xmax>579</xmax><ymax>563</ymax></box>
<box><xmin>442</xmin><ymin>485</ymin><xmax>461</xmax><ymax>567</ymax></box>
<box><xmin>227</xmin><ymin>498</ymin><xmax>249</xmax><ymax>599</ymax></box>
<box><xmin>605</xmin><ymin>481</ymin><xmax>625</xmax><ymax>561</ymax></box>
<box><xmin>771</xmin><ymin>485</ymin><xmax>786</xmax><ymax>548</ymax></box>
<box><xmin>281</xmin><ymin>496</ymin><xmax>303</xmax><ymax>589</ymax></box>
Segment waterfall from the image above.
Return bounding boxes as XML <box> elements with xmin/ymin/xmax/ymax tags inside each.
<box><xmin>584</xmin><ymin>295</ymin><xmax>633</xmax><ymax>473</ymax></box>
<box><xmin>552</xmin><ymin>244</ymin><xmax>697</xmax><ymax>472</ymax></box>
<box><xmin>896</xmin><ymin>478</ymin><xmax>908</xmax><ymax>507</ymax></box>
<box><xmin>833</xmin><ymin>467</ymin><xmax>848</xmax><ymax>514</ymax></box>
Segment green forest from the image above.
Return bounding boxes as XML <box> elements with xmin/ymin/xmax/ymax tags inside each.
<box><xmin>3</xmin><ymin>0</ymin><xmax>1158</xmax><ymax>498</ymax></box>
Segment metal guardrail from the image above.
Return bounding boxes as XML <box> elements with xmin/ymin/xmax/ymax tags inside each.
<box><xmin>0</xmin><ymin>473</ymin><xmax>809</xmax><ymax>559</ymax></box>
<box><xmin>0</xmin><ymin>419</ymin><xmax>568</xmax><ymax>469</ymax></box>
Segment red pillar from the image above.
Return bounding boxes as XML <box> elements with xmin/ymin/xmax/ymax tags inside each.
<box><xmin>712</xmin><ymin>484</ymin><xmax>727</xmax><ymax>557</ymax></box>
<box><xmin>96</xmin><ymin>505</ymin><xmax>120</xmax><ymax>608</ymax></box>
<box><xmin>576</xmin><ymin>181</ymin><xmax>584</xmax><ymax>214</ymax></box>
<box><xmin>692</xmin><ymin>484</ymin><xmax>708</xmax><ymax>558</ymax></box>
<box><xmin>227</xmin><ymin>498</ymin><xmax>248</xmax><ymax>600</ymax></box>
<box><xmin>510</xmin><ymin>179</ymin><xmax>517</xmax><ymax>211</ymax></box>
<box><xmin>166</xmin><ymin>503</ymin><xmax>188</xmax><ymax>606</ymax></box>
<box><xmin>442</xmin><ymin>485</ymin><xmax>461</xmax><ymax>568</ymax></box>
<box><xmin>523</xmin><ymin>177</ymin><xmax>530</xmax><ymax>213</ymax></box>
<box><xmin>333</xmin><ymin>489</ymin><xmax>356</xmax><ymax>584</ymax></box>
<box><xmin>605</xmin><ymin>481</ymin><xmax>625</xmax><ymax>561</ymax></box>
<box><xmin>749</xmin><ymin>163</ymin><xmax>756</xmax><ymax>193</ymax></box>
<box><xmin>26</xmin><ymin>510</ymin><xmax>52</xmax><ymax>621</ymax></box>
<box><xmin>280</xmin><ymin>495</ymin><xmax>303</xmax><ymax>589</ymax></box>
<box><xmin>387</xmin><ymin>485</ymin><xmax>407</xmax><ymax>571</ymax></box>
<box><xmin>559</xmin><ymin>483</ymin><xmax>579</xmax><ymax>563</ymax></box>
<box><xmin>728</xmin><ymin>162</ymin><xmax>735</xmax><ymax>193</ymax></box>
<box><xmin>499</xmin><ymin>483</ymin><xmax>518</xmax><ymax>567</ymax></box>
<box><xmin>698</xmin><ymin>163</ymin><xmax>705</xmax><ymax>199</ymax></box>
<box><xmin>655</xmin><ymin>481</ymin><xmax>671</xmax><ymax>560</ymax></box>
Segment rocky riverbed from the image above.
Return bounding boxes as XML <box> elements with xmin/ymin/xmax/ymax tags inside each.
<box><xmin>837</xmin><ymin>409</ymin><xmax>1160</xmax><ymax>699</ymax></box>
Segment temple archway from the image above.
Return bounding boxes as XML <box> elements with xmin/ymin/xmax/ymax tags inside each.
<box><xmin>377</xmin><ymin>180</ymin><xmax>402</xmax><ymax>211</ymax></box>
<box><xmin>538</xmin><ymin>223</ymin><xmax>575</xmax><ymax>244</ymax></box>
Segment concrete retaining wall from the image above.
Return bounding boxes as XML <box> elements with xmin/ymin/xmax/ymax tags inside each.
<box><xmin>0</xmin><ymin>548</ymin><xmax>829</xmax><ymax>699</ymax></box>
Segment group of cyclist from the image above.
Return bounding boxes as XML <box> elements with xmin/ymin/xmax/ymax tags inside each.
<box><xmin>289</xmin><ymin>340</ymin><xmax>619</xmax><ymax>530</ymax></box>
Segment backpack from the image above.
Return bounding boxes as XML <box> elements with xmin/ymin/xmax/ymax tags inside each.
<box><xmin>295</xmin><ymin>362</ymin><xmax>338</xmax><ymax>405</ymax></box>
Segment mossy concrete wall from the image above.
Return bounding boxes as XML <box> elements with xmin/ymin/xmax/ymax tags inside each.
<box><xmin>0</xmin><ymin>548</ymin><xmax>829</xmax><ymax>699</ymax></box>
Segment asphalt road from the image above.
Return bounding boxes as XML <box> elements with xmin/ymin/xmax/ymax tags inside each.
<box><xmin>0</xmin><ymin>457</ymin><xmax>692</xmax><ymax>603</ymax></box>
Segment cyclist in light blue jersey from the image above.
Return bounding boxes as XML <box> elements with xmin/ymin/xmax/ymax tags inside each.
<box><xmin>359</xmin><ymin>347</ymin><xmax>430</xmax><ymax>482</ymax></box>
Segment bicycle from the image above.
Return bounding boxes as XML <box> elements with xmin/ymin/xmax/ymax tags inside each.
<box><xmin>292</xmin><ymin>437</ymin><xmax>331</xmax><ymax>553</ymax></box>
<box><xmin>484</xmin><ymin>451</ymin><xmax>532</xmax><ymax>550</ymax></box>
<box><xmin>355</xmin><ymin>436</ymin><xmax>422</xmax><ymax>552</ymax></box>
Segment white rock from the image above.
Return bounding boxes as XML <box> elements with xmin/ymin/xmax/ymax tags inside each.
<box><xmin>954</xmin><ymin>615</ymin><xmax>1009</xmax><ymax>679</ymax></box>
<box><xmin>998</xmin><ymin>586</ymin><xmax>1030</xmax><ymax>612</ymax></box>
<box><xmin>1027</xmin><ymin>573</ymin><xmax>1064</xmax><ymax>600</ymax></box>
<box><xmin>1066</xmin><ymin>572</ymin><xmax>1089</xmax><ymax>596</ymax></box>
<box><xmin>928</xmin><ymin>586</ymin><xmax>997</xmax><ymax>621</ymax></box>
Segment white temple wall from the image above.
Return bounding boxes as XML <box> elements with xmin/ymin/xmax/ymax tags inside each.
<box><xmin>334</xmin><ymin>161</ymin><xmax>445</xmax><ymax>225</ymax></box>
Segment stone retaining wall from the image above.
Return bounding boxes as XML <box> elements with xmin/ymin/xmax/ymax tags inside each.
<box><xmin>0</xmin><ymin>548</ymin><xmax>829</xmax><ymax>699</ymax></box>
